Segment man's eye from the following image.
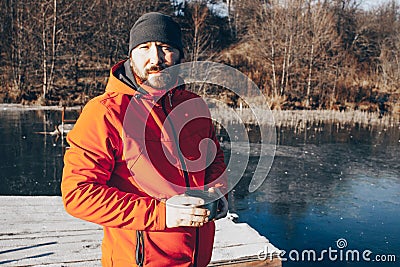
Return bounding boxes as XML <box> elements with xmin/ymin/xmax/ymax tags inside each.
<box><xmin>162</xmin><ymin>46</ymin><xmax>173</xmax><ymax>51</ymax></box>
<box><xmin>139</xmin><ymin>45</ymin><xmax>149</xmax><ymax>50</ymax></box>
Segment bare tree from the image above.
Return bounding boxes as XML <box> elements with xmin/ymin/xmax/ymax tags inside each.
<box><xmin>187</xmin><ymin>1</ymin><xmax>214</xmax><ymax>62</ymax></box>
<box><xmin>39</xmin><ymin>0</ymin><xmax>59</xmax><ymax>102</ymax></box>
<box><xmin>303</xmin><ymin>0</ymin><xmax>341</xmax><ymax>108</ymax></box>
<box><xmin>8</xmin><ymin>0</ymin><xmax>28</xmax><ymax>99</ymax></box>
<box><xmin>375</xmin><ymin>1</ymin><xmax>400</xmax><ymax>94</ymax></box>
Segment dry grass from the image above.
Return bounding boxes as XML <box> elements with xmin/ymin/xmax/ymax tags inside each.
<box><xmin>210</xmin><ymin>107</ymin><xmax>400</xmax><ymax>128</ymax></box>
<box><xmin>272</xmin><ymin>109</ymin><xmax>399</xmax><ymax>128</ymax></box>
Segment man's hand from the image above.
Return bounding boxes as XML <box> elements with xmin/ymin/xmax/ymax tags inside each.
<box><xmin>208</xmin><ymin>187</ymin><xmax>228</xmax><ymax>220</ymax></box>
<box><xmin>166</xmin><ymin>194</ymin><xmax>210</xmax><ymax>228</ymax></box>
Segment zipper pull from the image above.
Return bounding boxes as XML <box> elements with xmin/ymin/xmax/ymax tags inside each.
<box><xmin>168</xmin><ymin>92</ymin><xmax>173</xmax><ymax>108</ymax></box>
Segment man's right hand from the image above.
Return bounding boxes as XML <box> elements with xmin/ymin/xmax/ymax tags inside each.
<box><xmin>166</xmin><ymin>194</ymin><xmax>210</xmax><ymax>228</ymax></box>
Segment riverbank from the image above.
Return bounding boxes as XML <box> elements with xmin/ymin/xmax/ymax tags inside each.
<box><xmin>211</xmin><ymin>108</ymin><xmax>399</xmax><ymax>128</ymax></box>
<box><xmin>0</xmin><ymin>104</ymin><xmax>81</xmax><ymax>111</ymax></box>
<box><xmin>271</xmin><ymin>109</ymin><xmax>400</xmax><ymax>128</ymax></box>
<box><xmin>2</xmin><ymin>103</ymin><xmax>398</xmax><ymax>128</ymax></box>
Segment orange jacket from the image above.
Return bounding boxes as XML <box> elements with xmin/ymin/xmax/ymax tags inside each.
<box><xmin>61</xmin><ymin>60</ymin><xmax>227</xmax><ymax>267</ymax></box>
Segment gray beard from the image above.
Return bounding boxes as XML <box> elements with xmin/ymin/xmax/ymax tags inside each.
<box><xmin>131</xmin><ymin>62</ymin><xmax>178</xmax><ymax>90</ymax></box>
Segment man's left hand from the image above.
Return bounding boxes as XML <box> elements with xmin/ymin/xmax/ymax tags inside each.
<box><xmin>208</xmin><ymin>187</ymin><xmax>228</xmax><ymax>220</ymax></box>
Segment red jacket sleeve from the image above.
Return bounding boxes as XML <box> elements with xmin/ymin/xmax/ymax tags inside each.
<box><xmin>61</xmin><ymin>99</ymin><xmax>166</xmax><ymax>231</ymax></box>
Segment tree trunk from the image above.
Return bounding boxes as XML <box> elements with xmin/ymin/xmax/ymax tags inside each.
<box><xmin>306</xmin><ymin>43</ymin><xmax>314</xmax><ymax>108</ymax></box>
<box><xmin>48</xmin><ymin>0</ymin><xmax>57</xmax><ymax>96</ymax></box>
<box><xmin>42</xmin><ymin>7</ymin><xmax>47</xmax><ymax>101</ymax></box>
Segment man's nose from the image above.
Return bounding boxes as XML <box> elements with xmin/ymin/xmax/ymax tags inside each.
<box><xmin>149</xmin><ymin>45</ymin><xmax>163</xmax><ymax>65</ymax></box>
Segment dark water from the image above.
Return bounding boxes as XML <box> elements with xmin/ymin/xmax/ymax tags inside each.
<box><xmin>0</xmin><ymin>108</ymin><xmax>399</xmax><ymax>266</ymax></box>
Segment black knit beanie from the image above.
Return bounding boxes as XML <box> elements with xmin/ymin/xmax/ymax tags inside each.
<box><xmin>128</xmin><ymin>12</ymin><xmax>183</xmax><ymax>57</ymax></box>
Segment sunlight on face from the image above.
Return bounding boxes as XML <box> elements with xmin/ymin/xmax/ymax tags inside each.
<box><xmin>130</xmin><ymin>42</ymin><xmax>181</xmax><ymax>89</ymax></box>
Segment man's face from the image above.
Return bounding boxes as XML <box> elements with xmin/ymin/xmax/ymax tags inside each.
<box><xmin>130</xmin><ymin>42</ymin><xmax>181</xmax><ymax>89</ymax></box>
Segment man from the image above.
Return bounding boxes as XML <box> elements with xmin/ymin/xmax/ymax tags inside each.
<box><xmin>61</xmin><ymin>12</ymin><xmax>228</xmax><ymax>267</ymax></box>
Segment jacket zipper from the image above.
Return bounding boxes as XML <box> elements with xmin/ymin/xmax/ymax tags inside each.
<box><xmin>135</xmin><ymin>230</ymin><xmax>144</xmax><ymax>266</ymax></box>
<box><xmin>161</xmin><ymin>93</ymin><xmax>200</xmax><ymax>266</ymax></box>
<box><xmin>168</xmin><ymin>91</ymin><xmax>173</xmax><ymax>108</ymax></box>
<box><xmin>133</xmin><ymin>93</ymin><xmax>173</xmax><ymax>267</ymax></box>
<box><xmin>193</xmin><ymin>228</ymin><xmax>199</xmax><ymax>267</ymax></box>
<box><xmin>161</xmin><ymin>93</ymin><xmax>191</xmax><ymax>188</ymax></box>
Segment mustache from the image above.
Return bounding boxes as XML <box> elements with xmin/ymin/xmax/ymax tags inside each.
<box><xmin>146</xmin><ymin>65</ymin><xmax>166</xmax><ymax>73</ymax></box>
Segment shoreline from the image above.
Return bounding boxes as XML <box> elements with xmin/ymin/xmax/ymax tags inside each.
<box><xmin>271</xmin><ymin>109</ymin><xmax>400</xmax><ymax>128</ymax></box>
<box><xmin>211</xmin><ymin>108</ymin><xmax>400</xmax><ymax>127</ymax></box>
<box><xmin>0</xmin><ymin>103</ymin><xmax>82</xmax><ymax>111</ymax></box>
<box><xmin>1</xmin><ymin>103</ymin><xmax>399</xmax><ymax>127</ymax></box>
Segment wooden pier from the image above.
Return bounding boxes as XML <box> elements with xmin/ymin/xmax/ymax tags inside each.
<box><xmin>0</xmin><ymin>196</ymin><xmax>281</xmax><ymax>267</ymax></box>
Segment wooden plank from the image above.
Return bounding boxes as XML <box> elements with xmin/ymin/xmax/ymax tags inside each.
<box><xmin>0</xmin><ymin>196</ymin><xmax>101</xmax><ymax>266</ymax></box>
<box><xmin>212</xmin><ymin>218</ymin><xmax>280</xmax><ymax>265</ymax></box>
<box><xmin>0</xmin><ymin>196</ymin><xmax>281</xmax><ymax>267</ymax></box>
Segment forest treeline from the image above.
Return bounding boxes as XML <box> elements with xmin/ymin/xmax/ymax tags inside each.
<box><xmin>0</xmin><ymin>0</ymin><xmax>399</xmax><ymax>114</ymax></box>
